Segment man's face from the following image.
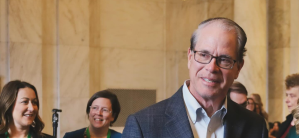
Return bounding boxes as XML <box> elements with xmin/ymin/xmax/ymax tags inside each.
<box><xmin>188</xmin><ymin>23</ymin><xmax>243</xmax><ymax>100</ymax></box>
<box><xmin>229</xmin><ymin>91</ymin><xmax>247</xmax><ymax>107</ymax></box>
<box><xmin>285</xmin><ymin>86</ymin><xmax>299</xmax><ymax>113</ymax></box>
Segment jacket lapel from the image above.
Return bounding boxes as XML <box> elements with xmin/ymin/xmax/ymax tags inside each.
<box><xmin>165</xmin><ymin>87</ymin><xmax>194</xmax><ymax>138</ymax></box>
<box><xmin>224</xmin><ymin>99</ymin><xmax>246</xmax><ymax>138</ymax></box>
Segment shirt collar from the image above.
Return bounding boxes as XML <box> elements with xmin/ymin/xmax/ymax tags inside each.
<box><xmin>182</xmin><ymin>80</ymin><xmax>227</xmax><ymax>123</ymax></box>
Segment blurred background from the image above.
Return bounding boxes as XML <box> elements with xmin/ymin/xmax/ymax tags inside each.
<box><xmin>0</xmin><ymin>0</ymin><xmax>298</xmax><ymax>137</ymax></box>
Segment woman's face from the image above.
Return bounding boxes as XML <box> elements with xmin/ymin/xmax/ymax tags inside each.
<box><xmin>246</xmin><ymin>99</ymin><xmax>255</xmax><ymax>111</ymax></box>
<box><xmin>89</xmin><ymin>98</ymin><xmax>114</xmax><ymax>129</ymax></box>
<box><xmin>12</xmin><ymin>88</ymin><xmax>38</xmax><ymax>128</ymax></box>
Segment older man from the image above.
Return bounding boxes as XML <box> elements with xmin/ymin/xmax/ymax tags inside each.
<box><xmin>277</xmin><ymin>73</ymin><xmax>299</xmax><ymax>138</ymax></box>
<box><xmin>122</xmin><ymin>17</ymin><xmax>268</xmax><ymax>138</ymax></box>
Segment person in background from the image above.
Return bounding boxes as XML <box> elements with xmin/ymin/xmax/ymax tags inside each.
<box><xmin>269</xmin><ymin>121</ymin><xmax>281</xmax><ymax>138</ymax></box>
<box><xmin>250</xmin><ymin>93</ymin><xmax>269</xmax><ymax>121</ymax></box>
<box><xmin>0</xmin><ymin>80</ymin><xmax>53</xmax><ymax>138</ymax></box>
<box><xmin>291</xmin><ymin>99</ymin><xmax>299</xmax><ymax>138</ymax></box>
<box><xmin>63</xmin><ymin>90</ymin><xmax>121</xmax><ymax>138</ymax></box>
<box><xmin>228</xmin><ymin>81</ymin><xmax>248</xmax><ymax>107</ymax></box>
<box><xmin>277</xmin><ymin>73</ymin><xmax>299</xmax><ymax>138</ymax></box>
<box><xmin>246</xmin><ymin>98</ymin><xmax>256</xmax><ymax>112</ymax></box>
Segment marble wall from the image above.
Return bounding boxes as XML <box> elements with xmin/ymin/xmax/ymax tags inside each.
<box><xmin>0</xmin><ymin>0</ymin><xmax>299</xmax><ymax>137</ymax></box>
<box><xmin>234</xmin><ymin>0</ymin><xmax>267</xmax><ymax>115</ymax></box>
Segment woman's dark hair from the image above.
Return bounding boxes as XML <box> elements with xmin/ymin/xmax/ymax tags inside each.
<box><xmin>273</xmin><ymin>121</ymin><xmax>281</xmax><ymax>128</ymax></box>
<box><xmin>0</xmin><ymin>80</ymin><xmax>44</xmax><ymax>136</ymax></box>
<box><xmin>86</xmin><ymin>90</ymin><xmax>121</xmax><ymax>126</ymax></box>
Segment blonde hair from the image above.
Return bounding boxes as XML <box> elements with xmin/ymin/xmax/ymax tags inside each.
<box><xmin>251</xmin><ymin>93</ymin><xmax>268</xmax><ymax>120</ymax></box>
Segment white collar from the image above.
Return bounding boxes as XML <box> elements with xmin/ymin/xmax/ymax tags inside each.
<box><xmin>182</xmin><ymin>80</ymin><xmax>227</xmax><ymax>123</ymax></box>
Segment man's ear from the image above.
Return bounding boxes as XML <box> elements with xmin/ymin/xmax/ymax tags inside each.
<box><xmin>188</xmin><ymin>48</ymin><xmax>192</xmax><ymax>69</ymax></box>
<box><xmin>235</xmin><ymin>59</ymin><xmax>244</xmax><ymax>79</ymax></box>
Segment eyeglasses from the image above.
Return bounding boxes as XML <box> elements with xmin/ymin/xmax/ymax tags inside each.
<box><xmin>193</xmin><ymin>50</ymin><xmax>237</xmax><ymax>69</ymax></box>
<box><xmin>90</xmin><ymin>106</ymin><xmax>112</xmax><ymax>114</ymax></box>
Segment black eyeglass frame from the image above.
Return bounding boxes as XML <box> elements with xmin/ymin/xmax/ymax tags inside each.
<box><xmin>193</xmin><ymin>50</ymin><xmax>237</xmax><ymax>69</ymax></box>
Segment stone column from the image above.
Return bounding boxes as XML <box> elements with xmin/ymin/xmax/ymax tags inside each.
<box><xmin>234</xmin><ymin>0</ymin><xmax>268</xmax><ymax>117</ymax></box>
<box><xmin>268</xmin><ymin>0</ymin><xmax>291</xmax><ymax>122</ymax></box>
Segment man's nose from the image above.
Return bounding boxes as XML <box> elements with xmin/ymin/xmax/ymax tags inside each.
<box><xmin>205</xmin><ymin>58</ymin><xmax>220</xmax><ymax>72</ymax></box>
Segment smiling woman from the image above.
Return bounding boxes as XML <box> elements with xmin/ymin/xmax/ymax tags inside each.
<box><xmin>63</xmin><ymin>90</ymin><xmax>121</xmax><ymax>138</ymax></box>
<box><xmin>0</xmin><ymin>80</ymin><xmax>53</xmax><ymax>138</ymax></box>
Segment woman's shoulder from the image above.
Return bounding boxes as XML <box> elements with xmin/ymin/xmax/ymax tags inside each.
<box><xmin>63</xmin><ymin>128</ymin><xmax>86</xmax><ymax>138</ymax></box>
<box><xmin>110</xmin><ymin>129</ymin><xmax>122</xmax><ymax>138</ymax></box>
<box><xmin>41</xmin><ymin>133</ymin><xmax>54</xmax><ymax>138</ymax></box>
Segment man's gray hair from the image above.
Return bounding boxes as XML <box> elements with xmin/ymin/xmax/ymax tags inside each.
<box><xmin>190</xmin><ymin>17</ymin><xmax>247</xmax><ymax>62</ymax></box>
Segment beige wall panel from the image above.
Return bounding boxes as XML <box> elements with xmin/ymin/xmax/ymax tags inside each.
<box><xmin>268</xmin><ymin>98</ymin><xmax>284</xmax><ymax>122</ymax></box>
<box><xmin>290</xmin><ymin>0</ymin><xmax>299</xmax><ymax>74</ymax></box>
<box><xmin>59</xmin><ymin>0</ymin><xmax>89</xmax><ymax>46</ymax></box>
<box><xmin>59</xmin><ymin>45</ymin><xmax>90</xmax><ymax>136</ymax></box>
<box><xmin>42</xmin><ymin>97</ymin><xmax>56</xmax><ymax>134</ymax></box>
<box><xmin>89</xmin><ymin>0</ymin><xmax>101</xmax><ymax>95</ymax></box>
<box><xmin>282</xmin><ymin>47</ymin><xmax>291</xmax><ymax>121</ymax></box>
<box><xmin>41</xmin><ymin>0</ymin><xmax>57</xmax><ymax>46</ymax></box>
<box><xmin>0</xmin><ymin>43</ymin><xmax>7</xmax><ymax>88</ymax></box>
<box><xmin>166</xmin><ymin>1</ymin><xmax>207</xmax><ymax>51</ymax></box>
<box><xmin>99</xmin><ymin>0</ymin><xmax>165</xmax><ymax>50</ymax></box>
<box><xmin>96</xmin><ymin>47</ymin><xmax>165</xmax><ymax>101</ymax></box>
<box><xmin>9</xmin><ymin>42</ymin><xmax>43</xmax><ymax>114</ymax></box>
<box><xmin>60</xmin><ymin>97</ymin><xmax>90</xmax><ymax>136</ymax></box>
<box><xmin>59</xmin><ymin>45</ymin><xmax>89</xmax><ymax>98</ymax></box>
<box><xmin>9</xmin><ymin>0</ymin><xmax>42</xmax><ymax>43</ymax></box>
<box><xmin>177</xmin><ymin>51</ymin><xmax>189</xmax><ymax>86</ymax></box>
<box><xmin>89</xmin><ymin>47</ymin><xmax>101</xmax><ymax>95</ymax></box>
<box><xmin>41</xmin><ymin>45</ymin><xmax>57</xmax><ymax>134</ymax></box>
<box><xmin>41</xmin><ymin>0</ymin><xmax>57</xmax><ymax>134</ymax></box>
<box><xmin>207</xmin><ymin>0</ymin><xmax>234</xmax><ymax>19</ymax></box>
<box><xmin>165</xmin><ymin>51</ymin><xmax>189</xmax><ymax>97</ymax></box>
<box><xmin>0</xmin><ymin>0</ymin><xmax>7</xmax><ymax>86</ymax></box>
<box><xmin>234</xmin><ymin>0</ymin><xmax>267</xmax><ymax>114</ymax></box>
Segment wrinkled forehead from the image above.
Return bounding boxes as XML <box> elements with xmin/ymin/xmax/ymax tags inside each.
<box><xmin>196</xmin><ymin>23</ymin><xmax>239</xmax><ymax>56</ymax></box>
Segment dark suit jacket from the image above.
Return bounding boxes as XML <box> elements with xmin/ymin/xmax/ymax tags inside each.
<box><xmin>122</xmin><ymin>86</ymin><xmax>268</xmax><ymax>138</ymax></box>
<box><xmin>276</xmin><ymin>114</ymin><xmax>293</xmax><ymax>138</ymax></box>
<box><xmin>63</xmin><ymin>128</ymin><xmax>121</xmax><ymax>138</ymax></box>
<box><xmin>0</xmin><ymin>133</ymin><xmax>53</xmax><ymax>138</ymax></box>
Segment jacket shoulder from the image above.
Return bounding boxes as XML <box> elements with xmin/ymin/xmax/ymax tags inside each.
<box><xmin>277</xmin><ymin>114</ymin><xmax>293</xmax><ymax>138</ymax></box>
<box><xmin>63</xmin><ymin>128</ymin><xmax>86</xmax><ymax>138</ymax></box>
<box><xmin>134</xmin><ymin>98</ymin><xmax>170</xmax><ymax>117</ymax></box>
<box><xmin>110</xmin><ymin>129</ymin><xmax>122</xmax><ymax>138</ymax></box>
<box><xmin>133</xmin><ymin>87</ymin><xmax>183</xmax><ymax>118</ymax></box>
